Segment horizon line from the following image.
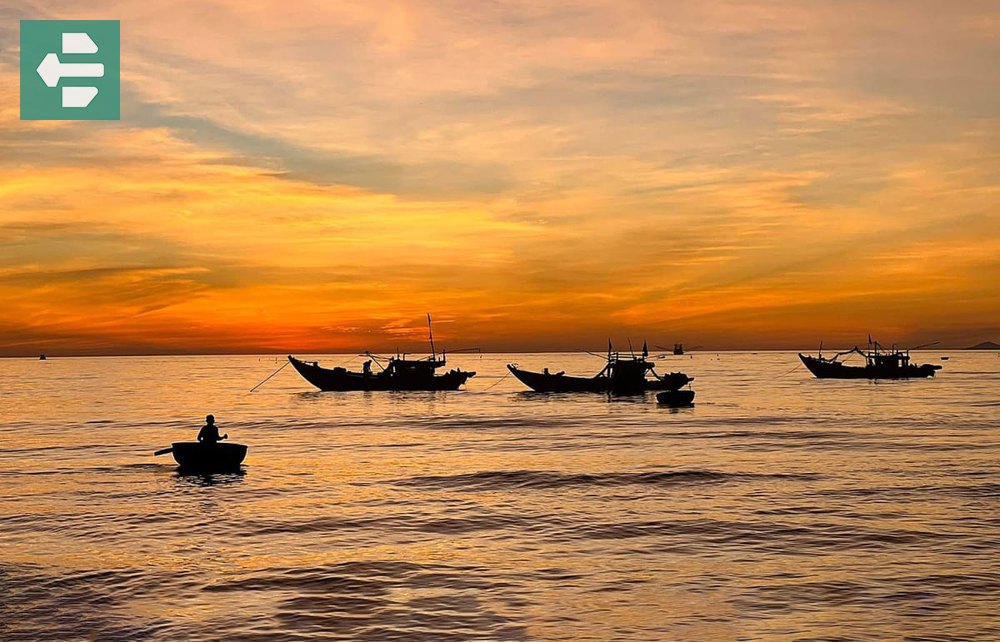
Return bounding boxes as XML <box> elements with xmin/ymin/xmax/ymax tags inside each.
<box><xmin>5</xmin><ymin>345</ymin><xmax>993</xmax><ymax>359</ymax></box>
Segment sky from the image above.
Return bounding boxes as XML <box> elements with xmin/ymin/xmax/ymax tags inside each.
<box><xmin>1</xmin><ymin>0</ymin><xmax>998</xmax><ymax>355</ymax></box>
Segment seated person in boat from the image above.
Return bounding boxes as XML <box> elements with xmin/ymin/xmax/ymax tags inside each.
<box><xmin>197</xmin><ymin>414</ymin><xmax>228</xmax><ymax>444</ymax></box>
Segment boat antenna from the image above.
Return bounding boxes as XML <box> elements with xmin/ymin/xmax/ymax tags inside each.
<box><xmin>607</xmin><ymin>338</ymin><xmax>613</xmax><ymax>362</ymax></box>
<box><xmin>427</xmin><ymin>312</ymin><xmax>436</xmax><ymax>360</ymax></box>
<box><xmin>628</xmin><ymin>338</ymin><xmax>635</xmax><ymax>358</ymax></box>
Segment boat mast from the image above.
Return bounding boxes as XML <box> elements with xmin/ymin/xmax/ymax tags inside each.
<box><xmin>601</xmin><ymin>338</ymin><xmax>613</xmax><ymax>377</ymax></box>
<box><xmin>427</xmin><ymin>313</ymin><xmax>437</xmax><ymax>361</ymax></box>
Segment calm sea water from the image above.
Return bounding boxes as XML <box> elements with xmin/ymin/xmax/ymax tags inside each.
<box><xmin>1</xmin><ymin>351</ymin><xmax>998</xmax><ymax>641</ymax></box>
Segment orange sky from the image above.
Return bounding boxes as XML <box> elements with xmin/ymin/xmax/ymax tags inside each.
<box><xmin>1</xmin><ymin>1</ymin><xmax>998</xmax><ymax>355</ymax></box>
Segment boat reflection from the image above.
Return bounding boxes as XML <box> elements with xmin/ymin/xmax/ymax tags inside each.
<box><xmin>511</xmin><ymin>390</ymin><xmax>655</xmax><ymax>404</ymax></box>
<box><xmin>174</xmin><ymin>469</ymin><xmax>246</xmax><ymax>487</ymax></box>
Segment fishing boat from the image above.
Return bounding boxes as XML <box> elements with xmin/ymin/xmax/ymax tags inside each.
<box><xmin>799</xmin><ymin>339</ymin><xmax>942</xmax><ymax>379</ymax></box>
<box><xmin>507</xmin><ymin>342</ymin><xmax>692</xmax><ymax>395</ymax></box>
<box><xmin>655</xmin><ymin>343</ymin><xmax>685</xmax><ymax>356</ymax></box>
<box><xmin>164</xmin><ymin>442</ymin><xmax>248</xmax><ymax>471</ymax></box>
<box><xmin>656</xmin><ymin>389</ymin><xmax>695</xmax><ymax>406</ymax></box>
<box><xmin>289</xmin><ymin>354</ymin><xmax>474</xmax><ymax>391</ymax></box>
<box><xmin>288</xmin><ymin>314</ymin><xmax>475</xmax><ymax>391</ymax></box>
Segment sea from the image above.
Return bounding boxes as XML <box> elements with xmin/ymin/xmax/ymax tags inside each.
<box><xmin>1</xmin><ymin>351</ymin><xmax>998</xmax><ymax>641</ymax></box>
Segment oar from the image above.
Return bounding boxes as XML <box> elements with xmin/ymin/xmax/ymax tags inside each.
<box><xmin>155</xmin><ymin>432</ymin><xmax>227</xmax><ymax>456</ymax></box>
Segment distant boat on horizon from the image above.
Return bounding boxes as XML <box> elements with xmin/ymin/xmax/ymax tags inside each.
<box><xmin>799</xmin><ymin>339</ymin><xmax>941</xmax><ymax>379</ymax></box>
<box><xmin>655</xmin><ymin>343</ymin><xmax>685</xmax><ymax>355</ymax></box>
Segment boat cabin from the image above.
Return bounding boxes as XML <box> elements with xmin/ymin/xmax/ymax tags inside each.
<box><xmin>868</xmin><ymin>351</ymin><xmax>909</xmax><ymax>369</ymax></box>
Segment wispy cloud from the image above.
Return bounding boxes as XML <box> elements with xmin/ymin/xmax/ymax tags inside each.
<box><xmin>1</xmin><ymin>0</ymin><xmax>997</xmax><ymax>353</ymax></box>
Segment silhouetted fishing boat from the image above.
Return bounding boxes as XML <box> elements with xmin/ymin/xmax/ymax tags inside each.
<box><xmin>163</xmin><ymin>442</ymin><xmax>248</xmax><ymax>471</ymax></box>
<box><xmin>288</xmin><ymin>314</ymin><xmax>475</xmax><ymax>391</ymax></box>
<box><xmin>289</xmin><ymin>355</ymin><xmax>474</xmax><ymax>391</ymax></box>
<box><xmin>655</xmin><ymin>343</ymin><xmax>685</xmax><ymax>356</ymax></box>
<box><xmin>799</xmin><ymin>339</ymin><xmax>942</xmax><ymax>379</ymax></box>
<box><xmin>656</xmin><ymin>389</ymin><xmax>695</xmax><ymax>406</ymax></box>
<box><xmin>507</xmin><ymin>342</ymin><xmax>692</xmax><ymax>395</ymax></box>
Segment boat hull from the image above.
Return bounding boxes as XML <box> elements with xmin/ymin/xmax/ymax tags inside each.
<box><xmin>507</xmin><ymin>366</ymin><xmax>606</xmax><ymax>392</ymax></box>
<box><xmin>656</xmin><ymin>389</ymin><xmax>695</xmax><ymax>406</ymax></box>
<box><xmin>798</xmin><ymin>354</ymin><xmax>940</xmax><ymax>379</ymax></box>
<box><xmin>289</xmin><ymin>356</ymin><xmax>474</xmax><ymax>391</ymax></box>
<box><xmin>507</xmin><ymin>365</ymin><xmax>691</xmax><ymax>394</ymax></box>
<box><xmin>171</xmin><ymin>442</ymin><xmax>247</xmax><ymax>471</ymax></box>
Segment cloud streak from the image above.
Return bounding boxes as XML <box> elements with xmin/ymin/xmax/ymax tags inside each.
<box><xmin>0</xmin><ymin>0</ymin><xmax>997</xmax><ymax>354</ymax></box>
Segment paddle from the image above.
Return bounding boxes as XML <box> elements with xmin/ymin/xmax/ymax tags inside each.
<box><xmin>154</xmin><ymin>434</ymin><xmax>227</xmax><ymax>456</ymax></box>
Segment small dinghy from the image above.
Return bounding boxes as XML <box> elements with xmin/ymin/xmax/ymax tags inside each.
<box><xmin>656</xmin><ymin>389</ymin><xmax>695</xmax><ymax>407</ymax></box>
<box><xmin>156</xmin><ymin>442</ymin><xmax>248</xmax><ymax>471</ymax></box>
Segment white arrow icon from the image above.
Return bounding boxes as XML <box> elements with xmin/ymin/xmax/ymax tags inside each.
<box><xmin>35</xmin><ymin>33</ymin><xmax>104</xmax><ymax>109</ymax></box>
<box><xmin>36</xmin><ymin>53</ymin><xmax>104</xmax><ymax>88</ymax></box>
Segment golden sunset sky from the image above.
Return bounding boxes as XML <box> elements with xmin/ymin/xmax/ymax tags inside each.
<box><xmin>1</xmin><ymin>1</ymin><xmax>998</xmax><ymax>355</ymax></box>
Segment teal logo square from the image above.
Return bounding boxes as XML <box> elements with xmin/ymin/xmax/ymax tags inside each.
<box><xmin>20</xmin><ymin>20</ymin><xmax>120</xmax><ymax>120</ymax></box>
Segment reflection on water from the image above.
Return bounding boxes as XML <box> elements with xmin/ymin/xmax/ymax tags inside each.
<box><xmin>1</xmin><ymin>352</ymin><xmax>998</xmax><ymax>641</ymax></box>
<box><xmin>174</xmin><ymin>469</ymin><xmax>246</xmax><ymax>487</ymax></box>
<box><xmin>661</xmin><ymin>405</ymin><xmax>696</xmax><ymax>415</ymax></box>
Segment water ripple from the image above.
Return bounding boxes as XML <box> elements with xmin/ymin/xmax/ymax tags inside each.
<box><xmin>387</xmin><ymin>468</ymin><xmax>819</xmax><ymax>491</ymax></box>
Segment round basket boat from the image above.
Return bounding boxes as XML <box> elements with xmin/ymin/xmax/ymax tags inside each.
<box><xmin>656</xmin><ymin>389</ymin><xmax>695</xmax><ymax>407</ymax></box>
<box><xmin>171</xmin><ymin>442</ymin><xmax>247</xmax><ymax>471</ymax></box>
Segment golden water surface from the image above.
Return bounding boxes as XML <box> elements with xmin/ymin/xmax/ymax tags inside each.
<box><xmin>1</xmin><ymin>352</ymin><xmax>998</xmax><ymax>640</ymax></box>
